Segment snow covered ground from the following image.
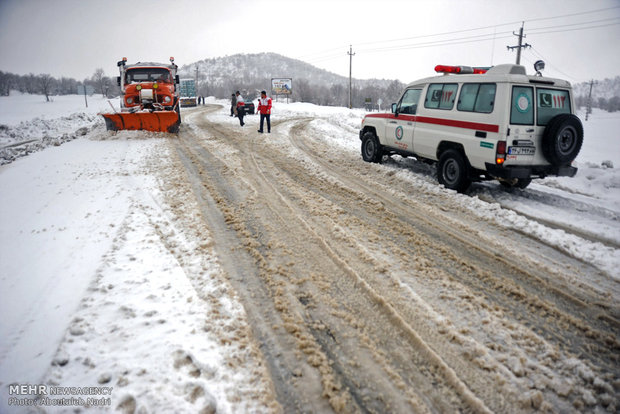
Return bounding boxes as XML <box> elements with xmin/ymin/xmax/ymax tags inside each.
<box><xmin>0</xmin><ymin>93</ymin><xmax>111</xmax><ymax>165</ymax></box>
<box><xmin>268</xmin><ymin>100</ymin><xmax>620</xmax><ymax>281</ymax></box>
<box><xmin>0</xmin><ymin>96</ymin><xmax>278</xmax><ymax>412</ymax></box>
<box><xmin>0</xmin><ymin>94</ymin><xmax>618</xmax><ymax>412</ymax></box>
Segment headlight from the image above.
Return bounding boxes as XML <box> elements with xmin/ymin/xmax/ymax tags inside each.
<box><xmin>126</xmin><ymin>97</ymin><xmax>134</xmax><ymax>104</ymax></box>
<box><xmin>164</xmin><ymin>96</ymin><xmax>171</xmax><ymax>103</ymax></box>
<box><xmin>136</xmin><ymin>85</ymin><xmax>142</xmax><ymax>91</ymax></box>
<box><xmin>153</xmin><ymin>83</ymin><xmax>158</xmax><ymax>89</ymax></box>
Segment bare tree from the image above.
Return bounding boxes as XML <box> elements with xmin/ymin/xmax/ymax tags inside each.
<box><xmin>58</xmin><ymin>77</ymin><xmax>78</xmax><ymax>95</ymax></box>
<box><xmin>0</xmin><ymin>71</ymin><xmax>12</xmax><ymax>96</ymax></box>
<box><xmin>294</xmin><ymin>79</ymin><xmax>313</xmax><ymax>103</ymax></box>
<box><xmin>92</xmin><ymin>68</ymin><xmax>107</xmax><ymax>97</ymax></box>
<box><xmin>24</xmin><ymin>73</ymin><xmax>37</xmax><ymax>94</ymax></box>
<box><xmin>330</xmin><ymin>84</ymin><xmax>346</xmax><ymax>106</ymax></box>
<box><xmin>39</xmin><ymin>74</ymin><xmax>55</xmax><ymax>102</ymax></box>
<box><xmin>386</xmin><ymin>80</ymin><xmax>404</xmax><ymax>105</ymax></box>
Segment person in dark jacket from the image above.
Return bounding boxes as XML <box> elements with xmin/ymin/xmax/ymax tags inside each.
<box><xmin>235</xmin><ymin>91</ymin><xmax>245</xmax><ymax>126</ymax></box>
<box><xmin>230</xmin><ymin>93</ymin><xmax>237</xmax><ymax>117</ymax></box>
<box><xmin>257</xmin><ymin>90</ymin><xmax>272</xmax><ymax>133</ymax></box>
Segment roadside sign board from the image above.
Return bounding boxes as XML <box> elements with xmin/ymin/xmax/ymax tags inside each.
<box><xmin>271</xmin><ymin>78</ymin><xmax>292</xmax><ymax>95</ymax></box>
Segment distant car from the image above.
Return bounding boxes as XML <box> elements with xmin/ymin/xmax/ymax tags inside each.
<box><xmin>244</xmin><ymin>99</ymin><xmax>255</xmax><ymax>114</ymax></box>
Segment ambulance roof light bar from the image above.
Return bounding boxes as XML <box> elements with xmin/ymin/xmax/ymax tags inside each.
<box><xmin>434</xmin><ymin>65</ymin><xmax>489</xmax><ymax>75</ymax></box>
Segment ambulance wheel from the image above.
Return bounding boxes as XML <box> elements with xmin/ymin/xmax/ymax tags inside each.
<box><xmin>438</xmin><ymin>149</ymin><xmax>471</xmax><ymax>193</ymax></box>
<box><xmin>361</xmin><ymin>131</ymin><xmax>383</xmax><ymax>163</ymax></box>
<box><xmin>542</xmin><ymin>114</ymin><xmax>583</xmax><ymax>165</ymax></box>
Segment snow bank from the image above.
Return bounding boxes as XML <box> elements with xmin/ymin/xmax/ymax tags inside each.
<box><xmin>0</xmin><ymin>93</ymin><xmax>111</xmax><ymax>165</ymax></box>
<box><xmin>0</xmin><ymin>92</ymin><xmax>109</xmax><ymax>126</ymax></box>
<box><xmin>0</xmin><ymin>135</ymin><xmax>141</xmax><ymax>401</ymax></box>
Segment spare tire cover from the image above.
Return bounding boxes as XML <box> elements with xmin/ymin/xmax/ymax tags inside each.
<box><xmin>541</xmin><ymin>114</ymin><xmax>583</xmax><ymax>165</ymax></box>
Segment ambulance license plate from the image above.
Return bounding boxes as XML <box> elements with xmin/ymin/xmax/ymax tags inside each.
<box><xmin>508</xmin><ymin>146</ymin><xmax>535</xmax><ymax>155</ymax></box>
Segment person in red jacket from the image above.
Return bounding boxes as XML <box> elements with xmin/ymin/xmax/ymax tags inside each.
<box><xmin>257</xmin><ymin>90</ymin><xmax>272</xmax><ymax>133</ymax></box>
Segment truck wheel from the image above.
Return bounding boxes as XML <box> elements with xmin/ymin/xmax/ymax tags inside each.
<box><xmin>361</xmin><ymin>131</ymin><xmax>383</xmax><ymax>163</ymax></box>
<box><xmin>542</xmin><ymin>114</ymin><xmax>583</xmax><ymax>165</ymax></box>
<box><xmin>438</xmin><ymin>149</ymin><xmax>471</xmax><ymax>192</ymax></box>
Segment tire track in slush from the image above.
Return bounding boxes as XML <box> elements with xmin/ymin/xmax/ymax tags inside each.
<box><xmin>299</xmin><ymin>120</ymin><xmax>618</xmax><ymax>317</ymax></box>
<box><xmin>181</xmin><ymin>109</ymin><xmax>489</xmax><ymax>412</ymax></box>
<box><xmin>289</xmin><ymin>119</ymin><xmax>619</xmax><ymax>326</ymax></box>
<box><xmin>176</xmin><ymin>107</ymin><xmax>618</xmax><ymax>412</ymax></box>
<box><xmin>194</xmin><ymin>112</ymin><xmax>539</xmax><ymax>412</ymax></box>
<box><xmin>280</xmin><ymin>118</ymin><xmax>619</xmax><ymax>408</ymax></box>
<box><xmin>244</xmin><ymin>136</ymin><xmax>493</xmax><ymax>413</ymax></box>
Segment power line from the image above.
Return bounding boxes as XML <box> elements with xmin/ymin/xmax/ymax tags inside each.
<box><xmin>528</xmin><ymin>46</ymin><xmax>580</xmax><ymax>81</ymax></box>
<box><xmin>520</xmin><ymin>5</ymin><xmax>620</xmax><ymax>24</ymax></box>
<box><xmin>355</xmin><ymin>24</ymin><xmax>516</xmax><ymax>48</ymax></box>
<box><xmin>354</xmin><ymin>6</ymin><xmax>619</xmax><ymax>49</ymax></box>
<box><xmin>358</xmin><ymin>16</ymin><xmax>618</xmax><ymax>56</ymax></box>
<box><xmin>297</xmin><ymin>5</ymin><xmax>620</xmax><ymax>78</ymax></box>
<box><xmin>528</xmin><ymin>21</ymin><xmax>620</xmax><ymax>36</ymax></box>
<box><xmin>306</xmin><ymin>51</ymin><xmax>349</xmax><ymax>64</ymax></box>
<box><xmin>298</xmin><ymin>6</ymin><xmax>620</xmax><ymax>62</ymax></box>
<box><xmin>528</xmin><ymin>16</ymin><xmax>620</xmax><ymax>32</ymax></box>
<box><xmin>297</xmin><ymin>45</ymin><xmax>350</xmax><ymax>60</ymax></box>
<box><xmin>359</xmin><ymin>31</ymin><xmax>513</xmax><ymax>54</ymax></box>
<box><xmin>305</xmin><ymin>15</ymin><xmax>617</xmax><ymax>66</ymax></box>
<box><xmin>358</xmin><ymin>35</ymin><xmax>515</xmax><ymax>56</ymax></box>
<box><xmin>306</xmin><ymin>34</ymin><xmax>515</xmax><ymax>64</ymax></box>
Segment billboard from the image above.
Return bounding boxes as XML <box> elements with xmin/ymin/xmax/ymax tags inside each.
<box><xmin>77</xmin><ymin>85</ymin><xmax>95</xmax><ymax>95</ymax></box>
<box><xmin>271</xmin><ymin>78</ymin><xmax>292</xmax><ymax>95</ymax></box>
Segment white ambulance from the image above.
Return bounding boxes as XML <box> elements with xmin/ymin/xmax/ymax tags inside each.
<box><xmin>359</xmin><ymin>62</ymin><xmax>583</xmax><ymax>192</ymax></box>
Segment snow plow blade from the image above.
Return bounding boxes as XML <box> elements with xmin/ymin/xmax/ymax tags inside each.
<box><xmin>102</xmin><ymin>111</ymin><xmax>180</xmax><ymax>133</ymax></box>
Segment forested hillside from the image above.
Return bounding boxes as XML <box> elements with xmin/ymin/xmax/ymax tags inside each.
<box><xmin>179</xmin><ymin>52</ymin><xmax>404</xmax><ymax>108</ymax></box>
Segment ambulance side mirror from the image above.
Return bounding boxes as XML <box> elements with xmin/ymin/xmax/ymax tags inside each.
<box><xmin>391</xmin><ymin>103</ymin><xmax>397</xmax><ymax>114</ymax></box>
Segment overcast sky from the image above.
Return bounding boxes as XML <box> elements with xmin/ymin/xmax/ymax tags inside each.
<box><xmin>1</xmin><ymin>0</ymin><xmax>619</xmax><ymax>84</ymax></box>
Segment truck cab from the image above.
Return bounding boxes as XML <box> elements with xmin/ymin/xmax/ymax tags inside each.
<box><xmin>117</xmin><ymin>57</ymin><xmax>180</xmax><ymax>112</ymax></box>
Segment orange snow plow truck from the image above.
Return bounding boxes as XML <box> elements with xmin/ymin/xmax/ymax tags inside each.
<box><xmin>101</xmin><ymin>57</ymin><xmax>181</xmax><ymax>133</ymax></box>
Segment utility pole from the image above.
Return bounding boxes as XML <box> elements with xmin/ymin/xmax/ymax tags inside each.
<box><xmin>348</xmin><ymin>45</ymin><xmax>355</xmax><ymax>109</ymax></box>
<box><xmin>586</xmin><ymin>79</ymin><xmax>596</xmax><ymax>121</ymax></box>
<box><xmin>507</xmin><ymin>22</ymin><xmax>531</xmax><ymax>65</ymax></box>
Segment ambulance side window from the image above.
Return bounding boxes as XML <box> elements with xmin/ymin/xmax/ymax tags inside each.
<box><xmin>398</xmin><ymin>89</ymin><xmax>422</xmax><ymax>115</ymax></box>
<box><xmin>510</xmin><ymin>86</ymin><xmax>534</xmax><ymax>125</ymax></box>
<box><xmin>458</xmin><ymin>83</ymin><xmax>496</xmax><ymax>113</ymax></box>
<box><xmin>425</xmin><ymin>83</ymin><xmax>458</xmax><ymax>110</ymax></box>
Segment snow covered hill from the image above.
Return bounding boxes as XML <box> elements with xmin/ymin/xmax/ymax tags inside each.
<box><xmin>177</xmin><ymin>52</ymin><xmax>404</xmax><ymax>106</ymax></box>
<box><xmin>178</xmin><ymin>52</ymin><xmax>397</xmax><ymax>92</ymax></box>
<box><xmin>574</xmin><ymin>76</ymin><xmax>620</xmax><ymax>101</ymax></box>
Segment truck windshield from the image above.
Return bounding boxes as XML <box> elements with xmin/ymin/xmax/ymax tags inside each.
<box><xmin>126</xmin><ymin>68</ymin><xmax>171</xmax><ymax>83</ymax></box>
